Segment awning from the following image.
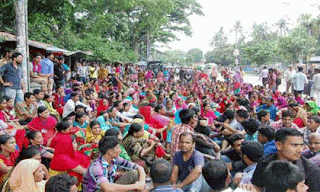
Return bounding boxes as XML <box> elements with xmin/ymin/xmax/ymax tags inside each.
<box><xmin>0</xmin><ymin>32</ymin><xmax>91</xmax><ymax>56</ymax></box>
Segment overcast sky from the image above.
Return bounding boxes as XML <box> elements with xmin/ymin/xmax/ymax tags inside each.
<box><xmin>161</xmin><ymin>0</ymin><xmax>320</xmax><ymax>53</ymax></box>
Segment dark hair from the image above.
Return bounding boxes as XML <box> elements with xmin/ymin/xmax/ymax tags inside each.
<box><xmin>0</xmin><ymin>134</ymin><xmax>12</xmax><ymax>149</ymax></box>
<box><xmin>133</xmin><ymin>114</ymin><xmax>144</xmax><ymax>119</ymax></box>
<box><xmin>33</xmin><ymin>89</ymin><xmax>42</xmax><ymax>95</ymax></box>
<box><xmin>26</xmin><ymin>131</ymin><xmax>40</xmax><ymax>140</ymax></box>
<box><xmin>113</xmin><ymin>100</ymin><xmax>121</xmax><ymax>108</ymax></box>
<box><xmin>202</xmin><ymin>160</ymin><xmax>229</xmax><ymax>190</ymax></box>
<box><xmin>2</xmin><ymin>95</ymin><xmax>12</xmax><ymax>102</ymax></box>
<box><xmin>179</xmin><ymin>109</ymin><xmax>195</xmax><ymax>124</ymax></box>
<box><xmin>179</xmin><ymin>132</ymin><xmax>195</xmax><ymax>143</ymax></box>
<box><xmin>99</xmin><ymin>136</ymin><xmax>119</xmax><ymax>155</ymax></box>
<box><xmin>241</xmin><ymin>118</ymin><xmax>260</xmax><ymax>136</ymax></box>
<box><xmin>89</xmin><ymin>120</ymin><xmax>100</xmax><ymax>129</ymax></box>
<box><xmin>24</xmin><ymin>92</ymin><xmax>34</xmax><ymax>101</ymax></box>
<box><xmin>37</xmin><ymin>106</ymin><xmax>47</xmax><ymax>116</ymax></box>
<box><xmin>45</xmin><ymin>51</ymin><xmax>53</xmax><ymax>58</ymax></box>
<box><xmin>308</xmin><ymin>116</ymin><xmax>320</xmax><ymax>124</ymax></box>
<box><xmin>43</xmin><ymin>94</ymin><xmax>51</xmax><ymax>100</ymax></box>
<box><xmin>224</xmin><ymin>110</ymin><xmax>235</xmax><ymax>120</ymax></box>
<box><xmin>104</xmin><ymin>128</ymin><xmax>120</xmax><ymax>137</ymax></box>
<box><xmin>75</xmin><ymin>112</ymin><xmax>86</xmax><ymax>122</ymax></box>
<box><xmin>257</xmin><ymin>110</ymin><xmax>269</xmax><ymax>121</ymax></box>
<box><xmin>282</xmin><ymin>110</ymin><xmax>293</xmax><ymax>119</ymax></box>
<box><xmin>236</xmin><ymin>109</ymin><xmax>249</xmax><ymax>119</ymax></box>
<box><xmin>56</xmin><ymin>121</ymin><xmax>71</xmax><ymax>132</ymax></box>
<box><xmin>228</xmin><ymin>133</ymin><xmax>245</xmax><ymax>147</ymax></box>
<box><xmin>71</xmin><ymin>92</ymin><xmax>79</xmax><ymax>98</ymax></box>
<box><xmin>0</xmin><ymin>97</ymin><xmax>6</xmax><ymax>104</ymax></box>
<box><xmin>263</xmin><ymin>160</ymin><xmax>305</xmax><ymax>192</ymax></box>
<box><xmin>75</xmin><ymin>105</ymin><xmax>86</xmax><ymax>112</ymax></box>
<box><xmin>297</xmin><ymin>67</ymin><xmax>303</xmax><ymax>72</ymax></box>
<box><xmin>258</xmin><ymin>126</ymin><xmax>275</xmax><ymax>141</ymax></box>
<box><xmin>155</xmin><ymin>105</ymin><xmax>164</xmax><ymax>113</ymax></box>
<box><xmin>45</xmin><ymin>174</ymin><xmax>78</xmax><ymax>192</ymax></box>
<box><xmin>124</xmin><ymin>123</ymin><xmax>142</xmax><ymax>140</ymax></box>
<box><xmin>15</xmin><ymin>146</ymin><xmax>40</xmax><ymax>165</ymax></box>
<box><xmin>150</xmin><ymin>160</ymin><xmax>172</xmax><ymax>184</ymax></box>
<box><xmin>275</xmin><ymin>128</ymin><xmax>303</xmax><ymax>143</ymax></box>
<box><xmin>241</xmin><ymin>141</ymin><xmax>264</xmax><ymax>162</ymax></box>
<box><xmin>12</xmin><ymin>52</ymin><xmax>22</xmax><ymax>59</ymax></box>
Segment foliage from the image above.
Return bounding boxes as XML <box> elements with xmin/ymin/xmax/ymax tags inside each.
<box><xmin>205</xmin><ymin>45</ymin><xmax>234</xmax><ymax>66</ymax></box>
<box><xmin>0</xmin><ymin>0</ymin><xmax>203</xmax><ymax>62</ymax></box>
<box><xmin>187</xmin><ymin>48</ymin><xmax>203</xmax><ymax>63</ymax></box>
<box><xmin>159</xmin><ymin>49</ymin><xmax>187</xmax><ymax>65</ymax></box>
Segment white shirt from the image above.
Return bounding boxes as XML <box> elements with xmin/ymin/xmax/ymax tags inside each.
<box><xmin>292</xmin><ymin>72</ymin><xmax>308</xmax><ymax>91</ymax></box>
<box><xmin>284</xmin><ymin>69</ymin><xmax>296</xmax><ymax>81</ymax></box>
<box><xmin>62</xmin><ymin>99</ymin><xmax>92</xmax><ymax>118</ymax></box>
<box><xmin>260</xmin><ymin>69</ymin><xmax>268</xmax><ymax>78</ymax></box>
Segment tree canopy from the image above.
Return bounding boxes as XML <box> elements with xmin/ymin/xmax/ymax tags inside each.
<box><xmin>0</xmin><ymin>0</ymin><xmax>204</xmax><ymax>62</ymax></box>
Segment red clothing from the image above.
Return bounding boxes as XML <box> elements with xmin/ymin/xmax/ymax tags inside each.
<box><xmin>294</xmin><ymin>117</ymin><xmax>305</xmax><ymax>128</ymax></box>
<box><xmin>0</xmin><ymin>150</ymin><xmax>19</xmax><ymax>178</ymax></box>
<box><xmin>50</xmin><ymin>133</ymin><xmax>90</xmax><ymax>183</ymax></box>
<box><xmin>139</xmin><ymin>106</ymin><xmax>165</xmax><ymax>129</ymax></box>
<box><xmin>53</xmin><ymin>93</ymin><xmax>65</xmax><ymax>115</ymax></box>
<box><xmin>28</xmin><ymin>116</ymin><xmax>57</xmax><ymax>145</ymax></box>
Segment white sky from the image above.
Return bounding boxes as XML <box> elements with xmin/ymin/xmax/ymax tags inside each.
<box><xmin>161</xmin><ymin>0</ymin><xmax>320</xmax><ymax>53</ymax></box>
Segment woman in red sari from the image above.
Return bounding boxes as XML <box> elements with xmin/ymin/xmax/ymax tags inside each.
<box><xmin>0</xmin><ymin>134</ymin><xmax>19</xmax><ymax>179</ymax></box>
<box><xmin>27</xmin><ymin>106</ymin><xmax>57</xmax><ymax>145</ymax></box>
<box><xmin>49</xmin><ymin>121</ymin><xmax>90</xmax><ymax>184</ymax></box>
<box><xmin>201</xmin><ymin>102</ymin><xmax>217</xmax><ymax>125</ymax></box>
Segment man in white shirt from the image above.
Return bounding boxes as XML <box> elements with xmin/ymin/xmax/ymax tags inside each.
<box><xmin>62</xmin><ymin>92</ymin><xmax>92</xmax><ymax>118</ymax></box>
<box><xmin>292</xmin><ymin>66</ymin><xmax>308</xmax><ymax>96</ymax></box>
<box><xmin>284</xmin><ymin>66</ymin><xmax>296</xmax><ymax>93</ymax></box>
<box><xmin>260</xmin><ymin>67</ymin><xmax>268</xmax><ymax>87</ymax></box>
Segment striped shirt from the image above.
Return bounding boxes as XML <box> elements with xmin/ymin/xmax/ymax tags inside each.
<box><xmin>82</xmin><ymin>155</ymin><xmax>138</xmax><ymax>192</ymax></box>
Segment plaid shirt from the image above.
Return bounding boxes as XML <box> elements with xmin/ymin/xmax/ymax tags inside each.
<box><xmin>15</xmin><ymin>102</ymin><xmax>37</xmax><ymax>120</ymax></box>
<box><xmin>170</xmin><ymin>124</ymin><xmax>193</xmax><ymax>154</ymax></box>
<box><xmin>83</xmin><ymin>155</ymin><xmax>138</xmax><ymax>192</ymax></box>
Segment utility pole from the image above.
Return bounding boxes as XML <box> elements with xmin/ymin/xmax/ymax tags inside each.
<box><xmin>14</xmin><ymin>0</ymin><xmax>30</xmax><ymax>91</ymax></box>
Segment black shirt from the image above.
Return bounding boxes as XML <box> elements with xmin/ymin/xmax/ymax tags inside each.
<box><xmin>54</xmin><ymin>63</ymin><xmax>64</xmax><ymax>81</ymax></box>
<box><xmin>251</xmin><ymin>153</ymin><xmax>320</xmax><ymax>192</ymax></box>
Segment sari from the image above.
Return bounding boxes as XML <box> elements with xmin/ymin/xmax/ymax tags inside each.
<box><xmin>0</xmin><ymin>150</ymin><xmax>19</xmax><ymax>179</ymax></box>
<box><xmin>96</xmin><ymin>99</ymin><xmax>109</xmax><ymax>116</ymax></box>
<box><xmin>201</xmin><ymin>108</ymin><xmax>217</xmax><ymax>125</ymax></box>
<box><xmin>28</xmin><ymin>116</ymin><xmax>57</xmax><ymax>145</ymax></box>
<box><xmin>9</xmin><ymin>159</ymin><xmax>45</xmax><ymax>192</ymax></box>
<box><xmin>50</xmin><ymin>133</ymin><xmax>90</xmax><ymax>183</ymax></box>
<box><xmin>139</xmin><ymin>106</ymin><xmax>165</xmax><ymax>129</ymax></box>
<box><xmin>307</xmin><ymin>101</ymin><xmax>319</xmax><ymax>115</ymax></box>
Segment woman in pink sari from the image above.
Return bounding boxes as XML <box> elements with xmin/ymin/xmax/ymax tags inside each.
<box><xmin>201</xmin><ymin>102</ymin><xmax>217</xmax><ymax>125</ymax></box>
<box><xmin>27</xmin><ymin>106</ymin><xmax>57</xmax><ymax>145</ymax></box>
<box><xmin>175</xmin><ymin>97</ymin><xmax>188</xmax><ymax>111</ymax></box>
<box><xmin>140</xmin><ymin>106</ymin><xmax>167</xmax><ymax>139</ymax></box>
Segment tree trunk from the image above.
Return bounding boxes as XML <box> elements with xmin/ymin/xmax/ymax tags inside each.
<box><xmin>14</xmin><ymin>0</ymin><xmax>30</xmax><ymax>91</ymax></box>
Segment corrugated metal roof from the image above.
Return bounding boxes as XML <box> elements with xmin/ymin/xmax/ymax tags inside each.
<box><xmin>0</xmin><ymin>32</ymin><xmax>92</xmax><ymax>56</ymax></box>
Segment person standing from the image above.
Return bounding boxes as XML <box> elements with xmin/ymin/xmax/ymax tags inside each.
<box><xmin>292</xmin><ymin>65</ymin><xmax>308</xmax><ymax>96</ymax></box>
<box><xmin>284</xmin><ymin>66</ymin><xmax>296</xmax><ymax>93</ymax></box>
<box><xmin>0</xmin><ymin>48</ymin><xmax>13</xmax><ymax>67</ymax></box>
<box><xmin>260</xmin><ymin>66</ymin><xmax>268</xmax><ymax>87</ymax></box>
<box><xmin>40</xmin><ymin>51</ymin><xmax>54</xmax><ymax>95</ymax></box>
<box><xmin>311</xmin><ymin>67</ymin><xmax>320</xmax><ymax>106</ymax></box>
<box><xmin>54</xmin><ymin>56</ymin><xmax>65</xmax><ymax>86</ymax></box>
<box><xmin>0</xmin><ymin>52</ymin><xmax>25</xmax><ymax>104</ymax></box>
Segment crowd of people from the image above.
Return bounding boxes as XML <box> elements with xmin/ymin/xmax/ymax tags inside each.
<box><xmin>0</xmin><ymin>47</ymin><xmax>320</xmax><ymax>192</ymax></box>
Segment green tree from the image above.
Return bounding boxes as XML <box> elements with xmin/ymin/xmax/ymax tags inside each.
<box><xmin>187</xmin><ymin>48</ymin><xmax>203</xmax><ymax>64</ymax></box>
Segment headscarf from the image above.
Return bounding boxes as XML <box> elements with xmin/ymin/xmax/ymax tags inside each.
<box><xmin>307</xmin><ymin>101</ymin><xmax>319</xmax><ymax>115</ymax></box>
<box><xmin>86</xmin><ymin>125</ymin><xmax>105</xmax><ymax>143</ymax></box>
<box><xmin>50</xmin><ymin>133</ymin><xmax>90</xmax><ymax>183</ymax></box>
<box><xmin>139</xmin><ymin>106</ymin><xmax>164</xmax><ymax>129</ymax></box>
<box><xmin>97</xmin><ymin>99</ymin><xmax>109</xmax><ymax>116</ymax></box>
<box><xmin>9</xmin><ymin>159</ymin><xmax>45</xmax><ymax>192</ymax></box>
<box><xmin>275</xmin><ymin>97</ymin><xmax>287</xmax><ymax>109</ymax></box>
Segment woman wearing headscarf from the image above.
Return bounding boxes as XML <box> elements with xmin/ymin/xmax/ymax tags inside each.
<box><xmin>9</xmin><ymin>159</ymin><xmax>46</xmax><ymax>192</ymax></box>
<box><xmin>233</xmin><ymin>69</ymin><xmax>244</xmax><ymax>94</ymax></box>
<box><xmin>49</xmin><ymin>121</ymin><xmax>90</xmax><ymax>183</ymax></box>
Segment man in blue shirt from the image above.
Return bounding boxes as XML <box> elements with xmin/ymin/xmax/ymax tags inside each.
<box><xmin>40</xmin><ymin>51</ymin><xmax>54</xmax><ymax>94</ymax></box>
<box><xmin>258</xmin><ymin>126</ymin><xmax>277</xmax><ymax>156</ymax></box>
<box><xmin>256</xmin><ymin>98</ymin><xmax>278</xmax><ymax>121</ymax></box>
<box><xmin>171</xmin><ymin>132</ymin><xmax>204</xmax><ymax>192</ymax></box>
<box><xmin>0</xmin><ymin>52</ymin><xmax>24</xmax><ymax>104</ymax></box>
